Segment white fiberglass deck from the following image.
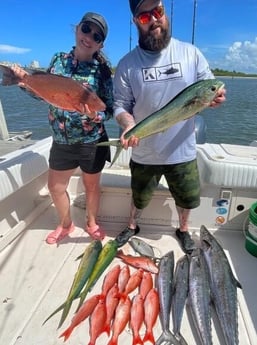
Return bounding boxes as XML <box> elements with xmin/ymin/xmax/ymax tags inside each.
<box><xmin>0</xmin><ymin>137</ymin><xmax>257</xmax><ymax>344</ymax></box>
<box><xmin>0</xmin><ymin>200</ymin><xmax>256</xmax><ymax>345</ymax></box>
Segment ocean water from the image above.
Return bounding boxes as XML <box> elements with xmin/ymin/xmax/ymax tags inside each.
<box><xmin>0</xmin><ymin>76</ymin><xmax>257</xmax><ymax>145</ymax></box>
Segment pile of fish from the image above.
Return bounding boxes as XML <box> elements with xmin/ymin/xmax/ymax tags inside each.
<box><xmin>154</xmin><ymin>225</ymin><xmax>242</xmax><ymax>345</ymax></box>
<box><xmin>43</xmin><ymin>225</ymin><xmax>241</xmax><ymax>345</ymax></box>
<box><xmin>44</xmin><ymin>238</ymin><xmax>160</xmax><ymax>345</ymax></box>
<box><xmin>58</xmin><ymin>265</ymin><xmax>160</xmax><ymax>345</ymax></box>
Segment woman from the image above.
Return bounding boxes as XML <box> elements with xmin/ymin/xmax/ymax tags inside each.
<box><xmin>45</xmin><ymin>12</ymin><xmax>113</xmax><ymax>243</ymax></box>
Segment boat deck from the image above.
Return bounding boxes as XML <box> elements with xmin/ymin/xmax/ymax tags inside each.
<box><xmin>0</xmin><ymin>137</ymin><xmax>257</xmax><ymax>344</ymax></box>
<box><xmin>0</xmin><ymin>198</ymin><xmax>256</xmax><ymax>345</ymax></box>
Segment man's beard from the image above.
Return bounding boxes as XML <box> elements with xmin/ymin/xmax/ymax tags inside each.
<box><xmin>138</xmin><ymin>21</ymin><xmax>170</xmax><ymax>51</ymax></box>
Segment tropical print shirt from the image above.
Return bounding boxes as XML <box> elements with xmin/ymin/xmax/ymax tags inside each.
<box><xmin>47</xmin><ymin>48</ymin><xmax>113</xmax><ymax>144</ymax></box>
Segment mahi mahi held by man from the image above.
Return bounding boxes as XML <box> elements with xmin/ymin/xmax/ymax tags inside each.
<box><xmin>97</xmin><ymin>79</ymin><xmax>224</xmax><ymax>166</ymax></box>
<box><xmin>0</xmin><ymin>64</ymin><xmax>106</xmax><ymax>112</ymax></box>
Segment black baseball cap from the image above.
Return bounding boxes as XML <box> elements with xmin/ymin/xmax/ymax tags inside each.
<box><xmin>129</xmin><ymin>0</ymin><xmax>146</xmax><ymax>15</ymax></box>
<box><xmin>79</xmin><ymin>12</ymin><xmax>108</xmax><ymax>41</ymax></box>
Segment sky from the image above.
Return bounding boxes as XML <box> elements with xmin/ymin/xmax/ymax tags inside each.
<box><xmin>1</xmin><ymin>0</ymin><xmax>257</xmax><ymax>73</ymax></box>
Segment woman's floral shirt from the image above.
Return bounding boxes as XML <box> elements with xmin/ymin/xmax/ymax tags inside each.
<box><xmin>47</xmin><ymin>48</ymin><xmax>113</xmax><ymax>144</ymax></box>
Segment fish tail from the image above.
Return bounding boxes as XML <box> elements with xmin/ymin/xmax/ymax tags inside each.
<box><xmin>107</xmin><ymin>337</ymin><xmax>118</xmax><ymax>345</ymax></box>
<box><xmin>96</xmin><ymin>139</ymin><xmax>121</xmax><ymax>147</ymax></box>
<box><xmin>75</xmin><ymin>253</ymin><xmax>83</xmax><ymax>261</ymax></box>
<box><xmin>155</xmin><ymin>331</ymin><xmax>181</xmax><ymax>345</ymax></box>
<box><xmin>96</xmin><ymin>140</ymin><xmax>123</xmax><ymax>167</ymax></box>
<box><xmin>57</xmin><ymin>300</ymin><xmax>72</xmax><ymax>329</ymax></box>
<box><xmin>59</xmin><ymin>327</ymin><xmax>73</xmax><ymax>342</ymax></box>
<box><xmin>142</xmin><ymin>330</ymin><xmax>155</xmax><ymax>344</ymax></box>
<box><xmin>76</xmin><ymin>288</ymin><xmax>89</xmax><ymax>312</ymax></box>
<box><xmin>42</xmin><ymin>301</ymin><xmax>66</xmax><ymax>325</ymax></box>
<box><xmin>109</xmin><ymin>145</ymin><xmax>124</xmax><ymax>167</ymax></box>
<box><xmin>174</xmin><ymin>332</ymin><xmax>189</xmax><ymax>345</ymax></box>
<box><xmin>0</xmin><ymin>65</ymin><xmax>21</xmax><ymax>86</ymax></box>
<box><xmin>132</xmin><ymin>335</ymin><xmax>144</xmax><ymax>345</ymax></box>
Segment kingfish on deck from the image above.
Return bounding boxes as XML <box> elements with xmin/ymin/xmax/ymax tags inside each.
<box><xmin>200</xmin><ymin>225</ymin><xmax>242</xmax><ymax>345</ymax></box>
<box><xmin>188</xmin><ymin>248</ymin><xmax>212</xmax><ymax>345</ymax></box>
<box><xmin>155</xmin><ymin>250</ymin><xmax>180</xmax><ymax>345</ymax></box>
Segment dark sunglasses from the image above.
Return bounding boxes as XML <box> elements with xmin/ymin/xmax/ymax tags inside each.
<box><xmin>136</xmin><ymin>5</ymin><xmax>164</xmax><ymax>25</ymax></box>
<box><xmin>80</xmin><ymin>23</ymin><xmax>103</xmax><ymax>44</ymax></box>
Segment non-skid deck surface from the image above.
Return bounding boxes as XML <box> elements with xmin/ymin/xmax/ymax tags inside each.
<box><xmin>0</xmin><ymin>203</ymin><xmax>256</xmax><ymax>345</ymax></box>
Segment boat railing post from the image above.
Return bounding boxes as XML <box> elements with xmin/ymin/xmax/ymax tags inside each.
<box><xmin>0</xmin><ymin>99</ymin><xmax>9</xmax><ymax>140</ymax></box>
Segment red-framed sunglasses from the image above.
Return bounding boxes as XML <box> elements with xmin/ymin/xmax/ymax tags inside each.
<box><xmin>136</xmin><ymin>5</ymin><xmax>165</xmax><ymax>25</ymax></box>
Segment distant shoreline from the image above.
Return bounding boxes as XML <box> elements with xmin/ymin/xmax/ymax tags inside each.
<box><xmin>215</xmin><ymin>75</ymin><xmax>257</xmax><ymax>79</ymax></box>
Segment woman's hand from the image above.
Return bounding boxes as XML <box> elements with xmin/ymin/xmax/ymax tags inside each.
<box><xmin>82</xmin><ymin>104</ymin><xmax>98</xmax><ymax>120</ymax></box>
<box><xmin>11</xmin><ymin>64</ymin><xmax>29</xmax><ymax>78</ymax></box>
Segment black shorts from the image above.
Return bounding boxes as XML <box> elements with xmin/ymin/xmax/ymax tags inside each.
<box><xmin>49</xmin><ymin>135</ymin><xmax>110</xmax><ymax>174</ymax></box>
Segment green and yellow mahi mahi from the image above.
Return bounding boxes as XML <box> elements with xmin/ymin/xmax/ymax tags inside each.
<box><xmin>97</xmin><ymin>79</ymin><xmax>224</xmax><ymax>166</ymax></box>
<box><xmin>43</xmin><ymin>240</ymin><xmax>102</xmax><ymax>328</ymax></box>
<box><xmin>76</xmin><ymin>239</ymin><xmax>119</xmax><ymax>311</ymax></box>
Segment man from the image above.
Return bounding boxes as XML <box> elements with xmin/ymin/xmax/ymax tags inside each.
<box><xmin>113</xmin><ymin>0</ymin><xmax>226</xmax><ymax>253</ymax></box>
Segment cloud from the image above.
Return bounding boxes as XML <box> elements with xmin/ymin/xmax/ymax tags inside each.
<box><xmin>211</xmin><ymin>37</ymin><xmax>257</xmax><ymax>73</ymax></box>
<box><xmin>0</xmin><ymin>44</ymin><xmax>31</xmax><ymax>54</ymax></box>
<box><xmin>224</xmin><ymin>37</ymin><xmax>257</xmax><ymax>73</ymax></box>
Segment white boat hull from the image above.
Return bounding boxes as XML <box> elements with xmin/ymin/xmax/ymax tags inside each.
<box><xmin>0</xmin><ymin>137</ymin><xmax>256</xmax><ymax>344</ymax></box>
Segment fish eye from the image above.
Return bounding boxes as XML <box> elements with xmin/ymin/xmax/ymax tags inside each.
<box><xmin>211</xmin><ymin>86</ymin><xmax>216</xmax><ymax>91</ymax></box>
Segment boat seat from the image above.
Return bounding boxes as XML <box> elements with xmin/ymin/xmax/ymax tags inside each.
<box><xmin>0</xmin><ymin>137</ymin><xmax>51</xmax><ymax>201</ymax></box>
<box><xmin>197</xmin><ymin>143</ymin><xmax>257</xmax><ymax>188</ymax></box>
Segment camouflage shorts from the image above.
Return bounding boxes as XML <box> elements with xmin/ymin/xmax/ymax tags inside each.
<box><xmin>130</xmin><ymin>159</ymin><xmax>200</xmax><ymax>209</ymax></box>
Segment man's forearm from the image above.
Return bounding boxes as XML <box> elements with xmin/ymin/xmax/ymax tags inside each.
<box><xmin>116</xmin><ymin>112</ymin><xmax>136</xmax><ymax>130</ymax></box>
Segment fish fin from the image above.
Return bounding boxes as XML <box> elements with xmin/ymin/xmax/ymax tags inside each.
<box><xmin>155</xmin><ymin>331</ymin><xmax>180</xmax><ymax>345</ymax></box>
<box><xmin>42</xmin><ymin>301</ymin><xmax>66</xmax><ymax>325</ymax></box>
<box><xmin>174</xmin><ymin>332</ymin><xmax>189</xmax><ymax>345</ymax></box>
<box><xmin>59</xmin><ymin>327</ymin><xmax>73</xmax><ymax>342</ymax></box>
<box><xmin>76</xmin><ymin>288</ymin><xmax>89</xmax><ymax>312</ymax></box>
<box><xmin>132</xmin><ymin>335</ymin><xmax>144</xmax><ymax>345</ymax></box>
<box><xmin>96</xmin><ymin>139</ymin><xmax>121</xmax><ymax>147</ymax></box>
<box><xmin>236</xmin><ymin>279</ymin><xmax>242</xmax><ymax>289</ymax></box>
<box><xmin>109</xmin><ymin>145</ymin><xmax>123</xmax><ymax>167</ymax></box>
<box><xmin>107</xmin><ymin>337</ymin><xmax>117</xmax><ymax>345</ymax></box>
<box><xmin>0</xmin><ymin>65</ymin><xmax>21</xmax><ymax>85</ymax></box>
<box><xmin>75</xmin><ymin>252</ymin><xmax>83</xmax><ymax>261</ymax></box>
<box><xmin>143</xmin><ymin>330</ymin><xmax>155</xmax><ymax>344</ymax></box>
<box><xmin>57</xmin><ymin>300</ymin><xmax>73</xmax><ymax>329</ymax></box>
<box><xmin>96</xmin><ymin>140</ymin><xmax>123</xmax><ymax>167</ymax></box>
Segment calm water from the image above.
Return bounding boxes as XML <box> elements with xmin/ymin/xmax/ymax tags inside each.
<box><xmin>0</xmin><ymin>77</ymin><xmax>257</xmax><ymax>145</ymax></box>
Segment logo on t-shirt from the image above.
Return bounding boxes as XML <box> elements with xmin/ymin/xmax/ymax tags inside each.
<box><xmin>142</xmin><ymin>63</ymin><xmax>181</xmax><ymax>82</ymax></box>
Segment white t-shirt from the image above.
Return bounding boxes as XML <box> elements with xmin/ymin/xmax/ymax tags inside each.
<box><xmin>113</xmin><ymin>37</ymin><xmax>214</xmax><ymax>165</ymax></box>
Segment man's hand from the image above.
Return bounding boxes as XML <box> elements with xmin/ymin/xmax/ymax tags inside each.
<box><xmin>116</xmin><ymin>112</ymin><xmax>139</xmax><ymax>149</ymax></box>
<box><xmin>210</xmin><ymin>87</ymin><xmax>226</xmax><ymax>108</ymax></box>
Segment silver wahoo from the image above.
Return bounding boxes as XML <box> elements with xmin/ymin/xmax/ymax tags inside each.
<box><xmin>200</xmin><ymin>225</ymin><xmax>242</xmax><ymax>345</ymax></box>
<box><xmin>155</xmin><ymin>250</ymin><xmax>180</xmax><ymax>345</ymax></box>
<box><xmin>172</xmin><ymin>254</ymin><xmax>189</xmax><ymax>345</ymax></box>
<box><xmin>188</xmin><ymin>248</ymin><xmax>213</xmax><ymax>345</ymax></box>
